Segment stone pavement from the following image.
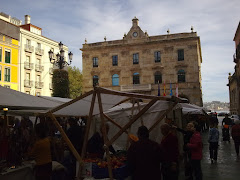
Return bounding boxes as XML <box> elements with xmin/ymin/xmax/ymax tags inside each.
<box><xmin>179</xmin><ymin>117</ymin><xmax>240</xmax><ymax>180</ymax></box>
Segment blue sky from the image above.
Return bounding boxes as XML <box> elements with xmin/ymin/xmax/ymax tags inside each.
<box><xmin>1</xmin><ymin>0</ymin><xmax>240</xmax><ymax>103</ymax></box>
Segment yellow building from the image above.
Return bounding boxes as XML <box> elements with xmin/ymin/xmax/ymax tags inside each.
<box><xmin>0</xmin><ymin>19</ymin><xmax>20</xmax><ymax>90</ymax></box>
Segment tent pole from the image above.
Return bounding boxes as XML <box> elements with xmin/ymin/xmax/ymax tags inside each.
<box><xmin>106</xmin><ymin>98</ymin><xmax>158</xmax><ymax>147</ymax></box>
<box><xmin>137</xmin><ymin>100</ymin><xmax>144</xmax><ymax>126</ymax></box>
<box><xmin>103</xmin><ymin>113</ymin><xmax>128</xmax><ymax>135</ymax></box>
<box><xmin>78</xmin><ymin>91</ymin><xmax>96</xmax><ymax>179</ymax></box>
<box><xmin>149</xmin><ymin>102</ymin><xmax>178</xmax><ymax>132</ymax></box>
<box><xmin>97</xmin><ymin>90</ymin><xmax>113</xmax><ymax>180</ymax></box>
<box><xmin>48</xmin><ymin>113</ymin><xmax>83</xmax><ymax>172</ymax></box>
<box><xmin>34</xmin><ymin>116</ymin><xmax>38</xmax><ymax>128</ymax></box>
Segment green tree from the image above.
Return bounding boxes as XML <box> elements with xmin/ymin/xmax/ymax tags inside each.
<box><xmin>68</xmin><ymin>66</ymin><xmax>83</xmax><ymax>99</ymax></box>
<box><xmin>52</xmin><ymin>69</ymin><xmax>70</xmax><ymax>98</ymax></box>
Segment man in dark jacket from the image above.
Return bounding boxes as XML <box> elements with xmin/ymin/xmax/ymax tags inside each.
<box><xmin>87</xmin><ymin>122</ymin><xmax>115</xmax><ymax>158</ymax></box>
<box><xmin>127</xmin><ymin>126</ymin><xmax>162</xmax><ymax>180</ymax></box>
<box><xmin>66</xmin><ymin>117</ymin><xmax>83</xmax><ymax>179</ymax></box>
<box><xmin>160</xmin><ymin>123</ymin><xmax>179</xmax><ymax>180</ymax></box>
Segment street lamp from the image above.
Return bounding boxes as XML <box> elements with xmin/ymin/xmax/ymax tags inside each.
<box><xmin>48</xmin><ymin>41</ymin><xmax>73</xmax><ymax>69</ymax></box>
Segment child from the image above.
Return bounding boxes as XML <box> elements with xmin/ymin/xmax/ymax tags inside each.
<box><xmin>208</xmin><ymin>123</ymin><xmax>219</xmax><ymax>163</ymax></box>
<box><xmin>29</xmin><ymin>123</ymin><xmax>52</xmax><ymax>180</ymax></box>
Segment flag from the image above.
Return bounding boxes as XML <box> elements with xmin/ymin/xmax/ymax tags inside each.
<box><xmin>170</xmin><ymin>82</ymin><xmax>173</xmax><ymax>96</ymax></box>
<box><xmin>175</xmin><ymin>83</ymin><xmax>179</xmax><ymax>97</ymax></box>
<box><xmin>163</xmin><ymin>81</ymin><xmax>166</xmax><ymax>96</ymax></box>
<box><xmin>157</xmin><ymin>81</ymin><xmax>160</xmax><ymax>96</ymax></box>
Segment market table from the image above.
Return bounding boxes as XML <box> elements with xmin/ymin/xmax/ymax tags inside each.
<box><xmin>0</xmin><ymin>163</ymin><xmax>35</xmax><ymax>180</ymax></box>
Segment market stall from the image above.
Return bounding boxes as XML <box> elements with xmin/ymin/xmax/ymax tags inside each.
<box><xmin>45</xmin><ymin>87</ymin><xmax>187</xmax><ymax>179</ymax></box>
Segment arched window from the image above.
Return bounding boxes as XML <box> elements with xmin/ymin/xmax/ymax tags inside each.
<box><xmin>93</xmin><ymin>75</ymin><xmax>99</xmax><ymax>87</ymax></box>
<box><xmin>154</xmin><ymin>71</ymin><xmax>162</xmax><ymax>84</ymax></box>
<box><xmin>112</xmin><ymin>74</ymin><xmax>119</xmax><ymax>86</ymax></box>
<box><xmin>178</xmin><ymin>69</ymin><xmax>185</xmax><ymax>83</ymax></box>
<box><xmin>133</xmin><ymin>72</ymin><xmax>140</xmax><ymax>84</ymax></box>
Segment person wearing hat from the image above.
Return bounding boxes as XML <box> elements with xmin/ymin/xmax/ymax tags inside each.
<box><xmin>231</xmin><ymin>120</ymin><xmax>240</xmax><ymax>157</ymax></box>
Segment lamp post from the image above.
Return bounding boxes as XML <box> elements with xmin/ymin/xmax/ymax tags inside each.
<box><xmin>3</xmin><ymin>107</ymin><xmax>8</xmax><ymax>127</ymax></box>
<box><xmin>48</xmin><ymin>41</ymin><xmax>73</xmax><ymax>69</ymax></box>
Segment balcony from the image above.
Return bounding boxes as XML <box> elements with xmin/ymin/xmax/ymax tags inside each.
<box><xmin>120</xmin><ymin>84</ymin><xmax>152</xmax><ymax>92</ymax></box>
<box><xmin>24</xmin><ymin>62</ymin><xmax>34</xmax><ymax>70</ymax></box>
<box><xmin>35</xmin><ymin>81</ymin><xmax>44</xmax><ymax>89</ymax></box>
<box><xmin>24</xmin><ymin>44</ymin><xmax>34</xmax><ymax>52</ymax></box>
<box><xmin>35</xmin><ymin>64</ymin><xmax>44</xmax><ymax>72</ymax></box>
<box><xmin>35</xmin><ymin>48</ymin><xmax>44</xmax><ymax>56</ymax></box>
<box><xmin>24</xmin><ymin>80</ymin><xmax>33</xmax><ymax>88</ymax></box>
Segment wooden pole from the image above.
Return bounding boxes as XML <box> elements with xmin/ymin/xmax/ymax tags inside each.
<box><xmin>149</xmin><ymin>102</ymin><xmax>178</xmax><ymax>132</ymax></box>
<box><xmin>136</xmin><ymin>100</ymin><xmax>144</xmax><ymax>126</ymax></box>
<box><xmin>103</xmin><ymin>113</ymin><xmax>128</xmax><ymax>135</ymax></box>
<box><xmin>78</xmin><ymin>91</ymin><xmax>96</xmax><ymax>179</ymax></box>
<box><xmin>97</xmin><ymin>90</ymin><xmax>113</xmax><ymax>180</ymax></box>
<box><xmin>48</xmin><ymin>113</ymin><xmax>83</xmax><ymax>165</ymax></box>
<box><xmin>106</xmin><ymin>98</ymin><xmax>158</xmax><ymax>147</ymax></box>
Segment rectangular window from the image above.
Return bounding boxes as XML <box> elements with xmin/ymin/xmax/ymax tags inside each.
<box><xmin>93</xmin><ymin>57</ymin><xmax>98</xmax><ymax>67</ymax></box>
<box><xmin>27</xmin><ymin>39</ymin><xmax>31</xmax><ymax>46</ymax></box>
<box><xmin>26</xmin><ymin>56</ymin><xmax>30</xmax><ymax>64</ymax></box>
<box><xmin>37</xmin><ymin>75</ymin><xmax>41</xmax><ymax>82</ymax></box>
<box><xmin>0</xmin><ymin>66</ymin><xmax>1</xmax><ymax>81</ymax></box>
<box><xmin>26</xmin><ymin>73</ymin><xmax>30</xmax><ymax>81</ymax></box>
<box><xmin>0</xmin><ymin>47</ymin><xmax>2</xmax><ymax>62</ymax></box>
<box><xmin>154</xmin><ymin>51</ymin><xmax>161</xmax><ymax>62</ymax></box>
<box><xmin>4</xmin><ymin>67</ymin><xmax>10</xmax><ymax>82</ymax></box>
<box><xmin>133</xmin><ymin>53</ymin><xmax>139</xmax><ymax>64</ymax></box>
<box><xmin>37</xmin><ymin>43</ymin><xmax>41</xmax><ymax>49</ymax></box>
<box><xmin>112</xmin><ymin>55</ymin><xmax>118</xmax><ymax>66</ymax></box>
<box><xmin>178</xmin><ymin>49</ymin><xmax>184</xmax><ymax>61</ymax></box>
<box><xmin>5</xmin><ymin>50</ymin><xmax>11</xmax><ymax>63</ymax></box>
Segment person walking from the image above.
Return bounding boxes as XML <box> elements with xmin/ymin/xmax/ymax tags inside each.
<box><xmin>208</xmin><ymin>123</ymin><xmax>219</xmax><ymax>163</ymax></box>
<box><xmin>187</xmin><ymin>122</ymin><xmax>203</xmax><ymax>180</ymax></box>
<box><xmin>127</xmin><ymin>126</ymin><xmax>162</xmax><ymax>180</ymax></box>
<box><xmin>231</xmin><ymin>120</ymin><xmax>240</xmax><ymax>157</ymax></box>
<box><xmin>222</xmin><ymin>114</ymin><xmax>232</xmax><ymax>142</ymax></box>
<box><xmin>172</xmin><ymin>122</ymin><xmax>193</xmax><ymax>180</ymax></box>
<box><xmin>160</xmin><ymin>123</ymin><xmax>179</xmax><ymax>180</ymax></box>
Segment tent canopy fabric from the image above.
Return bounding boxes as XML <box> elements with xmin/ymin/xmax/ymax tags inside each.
<box><xmin>176</xmin><ymin>103</ymin><xmax>206</xmax><ymax>115</ymax></box>
<box><xmin>50</xmin><ymin>87</ymin><xmax>182</xmax><ymax>117</ymax></box>
<box><xmin>0</xmin><ymin>85</ymin><xmax>62</xmax><ymax>110</ymax></box>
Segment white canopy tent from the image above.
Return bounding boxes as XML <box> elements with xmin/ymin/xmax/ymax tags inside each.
<box><xmin>0</xmin><ymin>85</ymin><xmax>63</xmax><ymax>110</ymax></box>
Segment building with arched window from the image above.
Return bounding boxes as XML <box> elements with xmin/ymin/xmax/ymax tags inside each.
<box><xmin>112</xmin><ymin>74</ymin><xmax>119</xmax><ymax>86</ymax></box>
<box><xmin>81</xmin><ymin>17</ymin><xmax>203</xmax><ymax>106</ymax></box>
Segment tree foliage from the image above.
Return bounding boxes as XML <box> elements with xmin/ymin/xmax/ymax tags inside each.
<box><xmin>52</xmin><ymin>69</ymin><xmax>70</xmax><ymax>98</ymax></box>
<box><xmin>68</xmin><ymin>66</ymin><xmax>83</xmax><ymax>99</ymax></box>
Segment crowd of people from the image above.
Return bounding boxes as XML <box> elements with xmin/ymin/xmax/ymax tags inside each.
<box><xmin>127</xmin><ymin>119</ymin><xmax>203</xmax><ymax>180</ymax></box>
<box><xmin>1</xmin><ymin>112</ymin><xmax>240</xmax><ymax>180</ymax></box>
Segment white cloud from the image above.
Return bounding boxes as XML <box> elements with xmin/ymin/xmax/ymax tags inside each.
<box><xmin>1</xmin><ymin>0</ymin><xmax>240</xmax><ymax>102</ymax></box>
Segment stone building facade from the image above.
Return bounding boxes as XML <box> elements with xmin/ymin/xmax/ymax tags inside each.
<box><xmin>81</xmin><ymin>17</ymin><xmax>203</xmax><ymax>106</ymax></box>
<box><xmin>228</xmin><ymin>22</ymin><xmax>240</xmax><ymax>115</ymax></box>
